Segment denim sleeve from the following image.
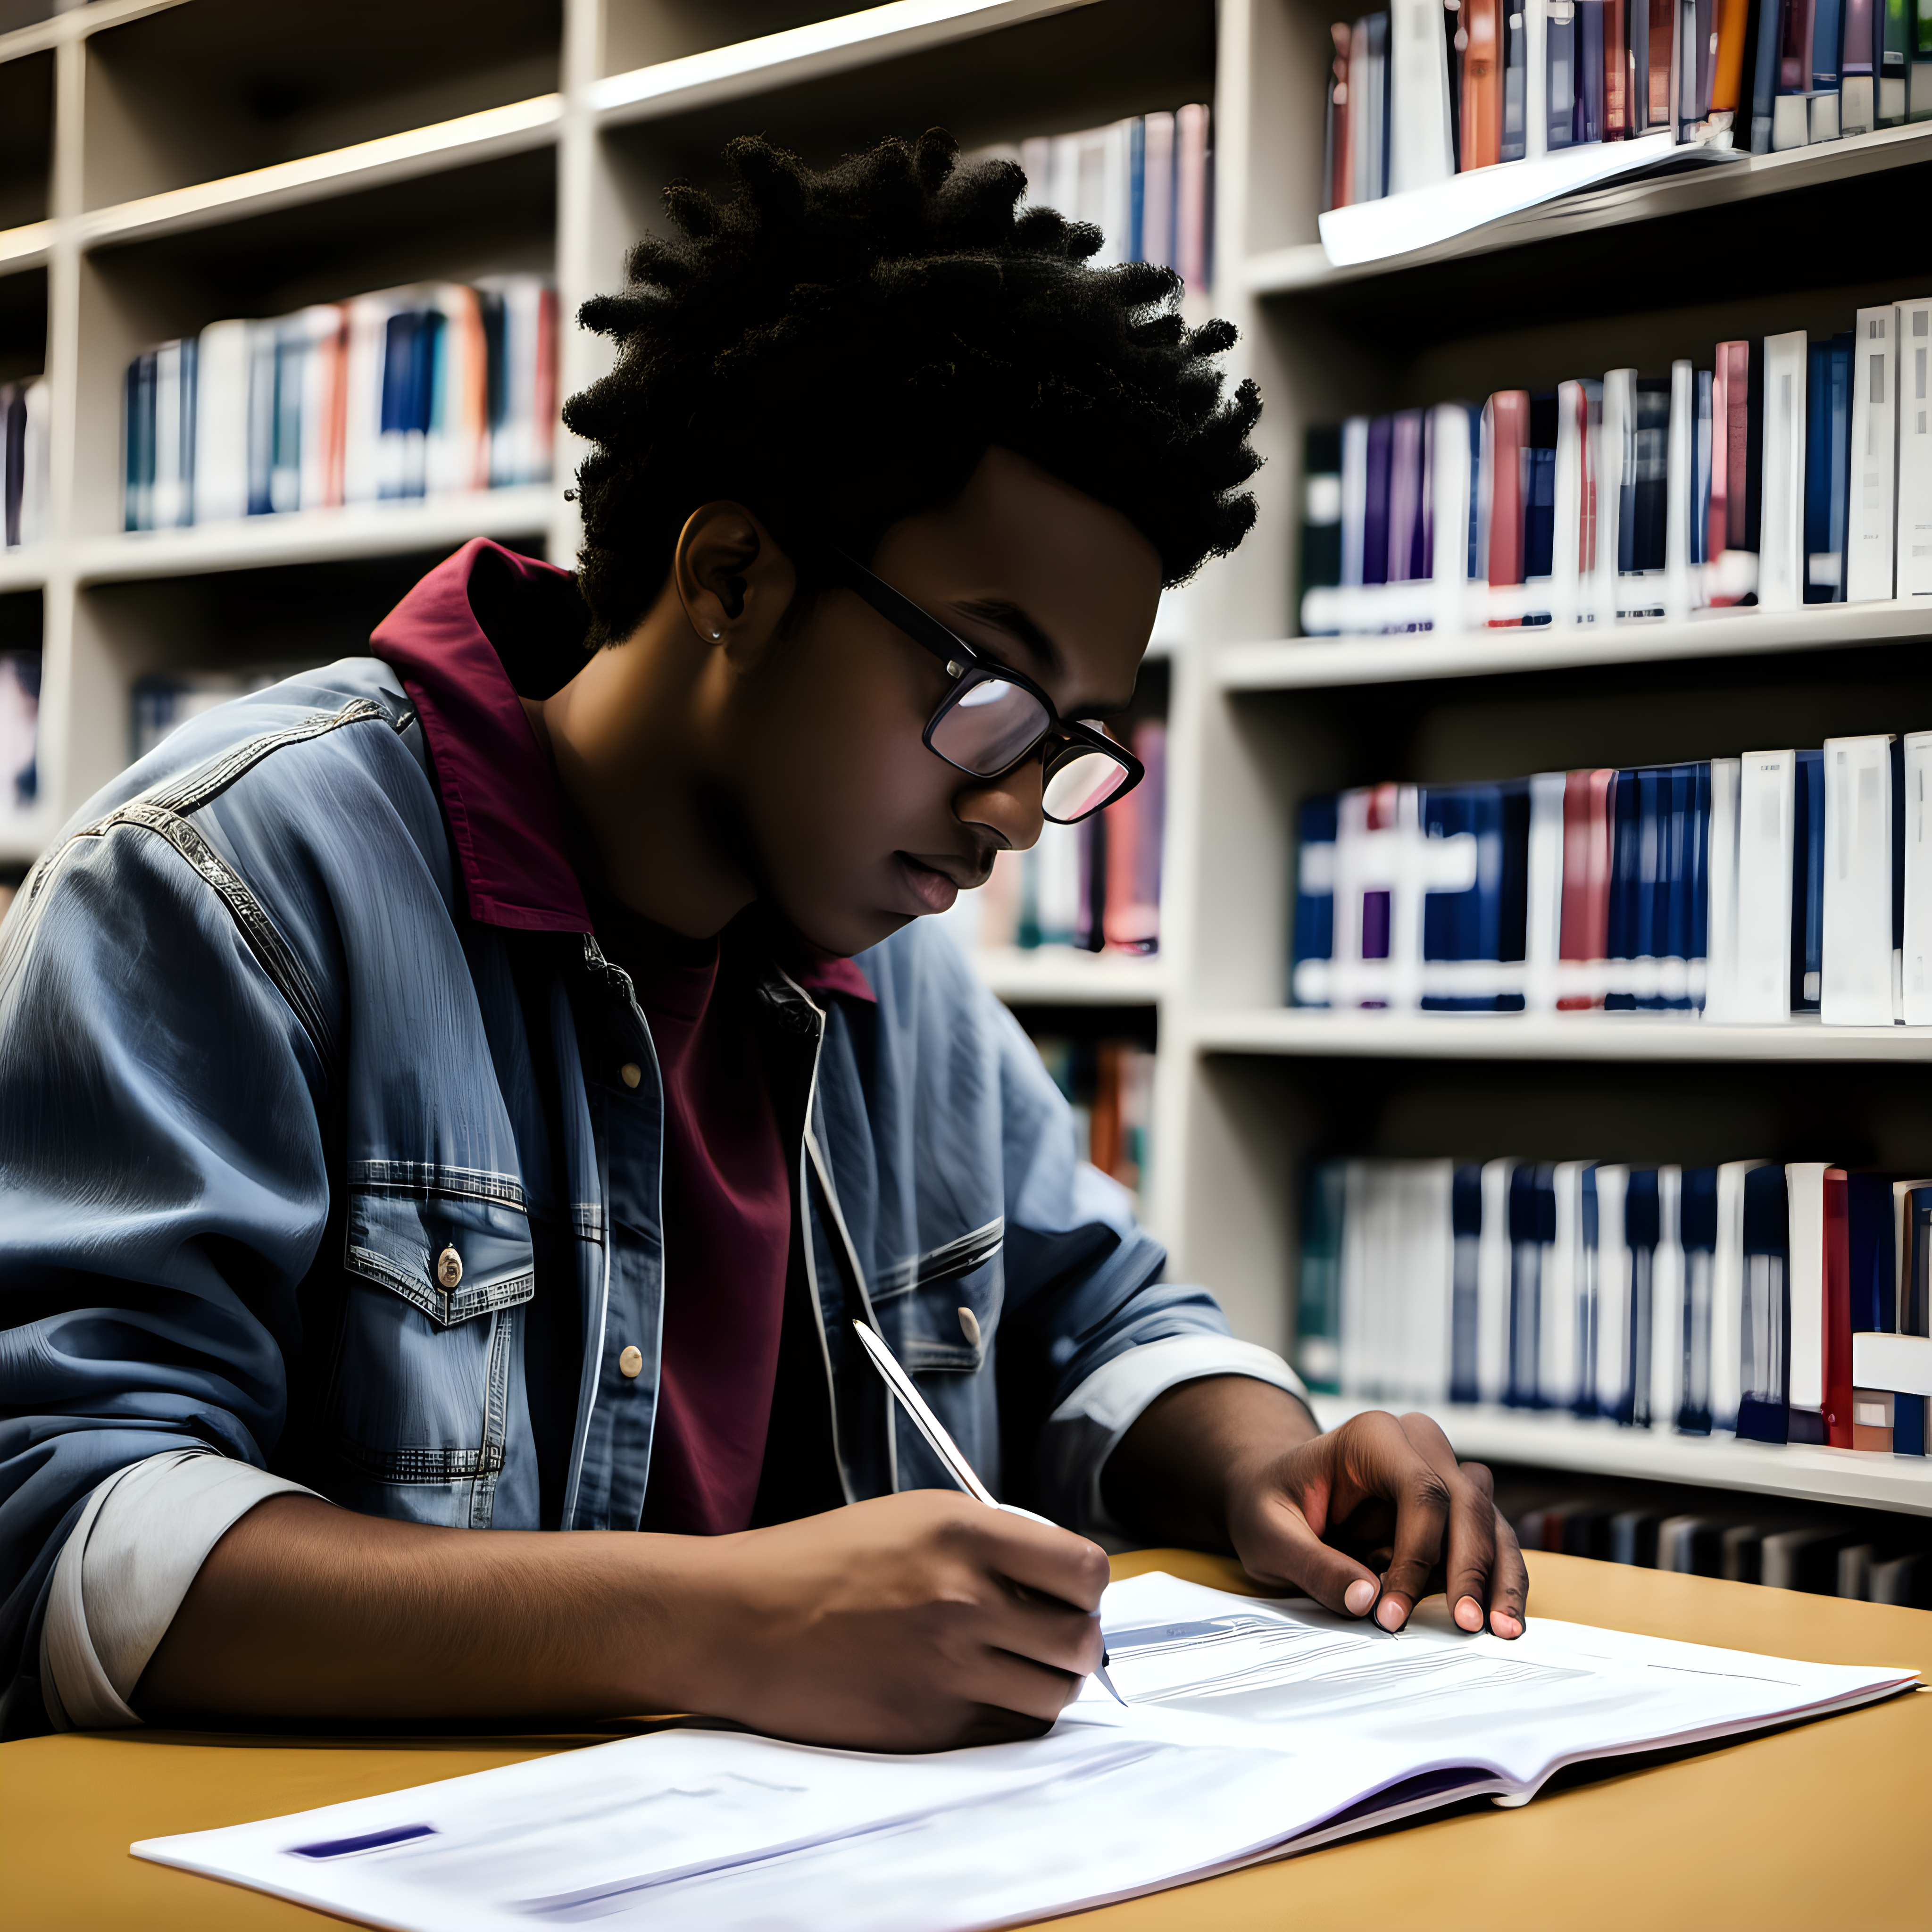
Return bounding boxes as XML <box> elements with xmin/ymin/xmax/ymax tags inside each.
<box><xmin>0</xmin><ymin>817</ymin><xmax>332</xmax><ymax>1737</ymax></box>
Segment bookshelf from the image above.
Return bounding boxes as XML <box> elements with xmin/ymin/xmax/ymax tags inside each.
<box><xmin>1</xmin><ymin>0</ymin><xmax>1927</xmax><ymax>1530</ymax></box>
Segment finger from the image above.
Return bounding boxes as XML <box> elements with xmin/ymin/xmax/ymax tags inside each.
<box><xmin>1486</xmin><ymin>1500</ymin><xmax>1530</xmax><ymax>1638</ymax></box>
<box><xmin>1358</xmin><ymin>1416</ymin><xmax>1456</xmax><ymax>1632</ymax></box>
<box><xmin>967</xmin><ymin>1509</ymin><xmax>1110</xmax><ymax>1615</ymax></box>
<box><xmin>1394</xmin><ymin>1416</ymin><xmax>1499</xmax><ymax>1634</ymax></box>
<box><xmin>1236</xmin><ymin>1486</ymin><xmax>1385</xmax><ymax>1620</ymax></box>
<box><xmin>964</xmin><ymin>1641</ymin><xmax>1091</xmax><ymax>1727</ymax></box>
<box><xmin>979</xmin><ymin>1588</ymin><xmax>1106</xmax><ymax>1680</ymax></box>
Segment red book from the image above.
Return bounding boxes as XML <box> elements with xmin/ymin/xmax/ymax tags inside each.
<box><xmin>1104</xmin><ymin>719</ymin><xmax>1164</xmax><ymax>955</ymax></box>
<box><xmin>1558</xmin><ymin>767</ymin><xmax>1615</xmax><ymax>1005</ymax></box>
<box><xmin>1461</xmin><ymin>0</ymin><xmax>1504</xmax><ymax>167</ymax></box>
<box><xmin>1645</xmin><ymin>0</ymin><xmax>1676</xmax><ymax>127</ymax></box>
<box><xmin>1484</xmin><ymin>390</ymin><xmax>1529</xmax><ymax>623</ymax></box>
<box><xmin>1604</xmin><ymin>0</ymin><xmax>1630</xmax><ymax>135</ymax></box>
<box><xmin>1824</xmin><ymin>1167</ymin><xmax>1854</xmax><ymax>1447</ymax></box>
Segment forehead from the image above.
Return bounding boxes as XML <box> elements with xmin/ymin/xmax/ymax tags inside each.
<box><xmin>870</xmin><ymin>447</ymin><xmax>1162</xmax><ymax>684</ymax></box>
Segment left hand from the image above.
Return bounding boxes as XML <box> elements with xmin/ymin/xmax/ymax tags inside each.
<box><xmin>1102</xmin><ymin>1378</ymin><xmax>1528</xmax><ymax>1638</ymax></box>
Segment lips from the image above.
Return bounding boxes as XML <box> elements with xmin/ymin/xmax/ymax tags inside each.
<box><xmin>894</xmin><ymin>852</ymin><xmax>966</xmax><ymax>915</ymax></box>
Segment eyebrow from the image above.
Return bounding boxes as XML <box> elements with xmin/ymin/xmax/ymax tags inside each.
<box><xmin>949</xmin><ymin>598</ymin><xmax>1136</xmax><ymax>718</ymax></box>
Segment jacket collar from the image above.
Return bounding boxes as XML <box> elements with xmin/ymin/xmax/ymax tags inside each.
<box><xmin>370</xmin><ymin>538</ymin><xmax>874</xmax><ymax>1004</ymax></box>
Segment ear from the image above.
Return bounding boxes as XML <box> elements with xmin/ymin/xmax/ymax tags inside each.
<box><xmin>672</xmin><ymin>501</ymin><xmax>798</xmax><ymax>658</ymax></box>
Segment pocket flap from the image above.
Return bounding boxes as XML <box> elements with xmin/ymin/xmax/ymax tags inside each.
<box><xmin>345</xmin><ymin>1180</ymin><xmax>536</xmax><ymax>1330</ymax></box>
<box><xmin>887</xmin><ymin>1220</ymin><xmax>1005</xmax><ymax>1374</ymax></box>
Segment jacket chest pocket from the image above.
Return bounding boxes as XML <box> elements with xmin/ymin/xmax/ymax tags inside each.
<box><xmin>328</xmin><ymin>1180</ymin><xmax>536</xmax><ymax>1520</ymax></box>
<box><xmin>877</xmin><ymin>1217</ymin><xmax>1005</xmax><ymax>1373</ymax></box>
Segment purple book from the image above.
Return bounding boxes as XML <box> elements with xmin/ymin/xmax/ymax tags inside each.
<box><xmin>1387</xmin><ymin>408</ymin><xmax>1427</xmax><ymax>582</ymax></box>
<box><xmin>1362</xmin><ymin>414</ymin><xmax>1393</xmax><ymax>587</ymax></box>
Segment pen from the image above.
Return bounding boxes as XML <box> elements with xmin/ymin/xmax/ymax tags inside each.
<box><xmin>851</xmin><ymin>1319</ymin><xmax>1128</xmax><ymax>1707</ymax></box>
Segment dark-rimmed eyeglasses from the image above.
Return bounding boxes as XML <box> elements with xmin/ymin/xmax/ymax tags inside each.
<box><xmin>823</xmin><ymin>550</ymin><xmax>1143</xmax><ymax>826</ymax></box>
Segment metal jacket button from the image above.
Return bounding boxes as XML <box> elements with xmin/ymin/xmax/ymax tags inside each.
<box><xmin>620</xmin><ymin>1062</ymin><xmax>642</xmax><ymax>1089</ymax></box>
<box><xmin>436</xmin><ymin>1247</ymin><xmax>463</xmax><ymax>1290</ymax></box>
<box><xmin>619</xmin><ymin>1344</ymin><xmax>644</xmax><ymax>1378</ymax></box>
<box><xmin>958</xmin><ymin>1307</ymin><xmax>981</xmax><ymax>1347</ymax></box>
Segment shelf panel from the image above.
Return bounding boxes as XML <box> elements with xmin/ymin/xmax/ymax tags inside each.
<box><xmin>65</xmin><ymin>487</ymin><xmax>558</xmax><ymax>584</ymax></box>
<box><xmin>1308</xmin><ymin>1396</ymin><xmax>1932</xmax><ymax>1516</ymax></box>
<box><xmin>1194</xmin><ymin>1010</ymin><xmax>1932</xmax><ymax>1063</ymax></box>
<box><xmin>590</xmin><ymin>0</ymin><xmax>1094</xmax><ymax>126</ymax></box>
<box><xmin>0</xmin><ymin>220</ymin><xmax>51</xmax><ymax>275</ymax></box>
<box><xmin>972</xmin><ymin>946</ymin><xmax>1165</xmax><ymax>1005</ymax></box>
<box><xmin>1217</xmin><ymin>599</ymin><xmax>1932</xmax><ymax>691</ymax></box>
<box><xmin>73</xmin><ymin>95</ymin><xmax>561</xmax><ymax>252</ymax></box>
<box><xmin>1246</xmin><ymin>121</ymin><xmax>1932</xmax><ymax>293</ymax></box>
<box><xmin>0</xmin><ymin>550</ymin><xmax>48</xmax><ymax>592</ymax></box>
<box><xmin>0</xmin><ymin>0</ymin><xmax>184</xmax><ymax>64</ymax></box>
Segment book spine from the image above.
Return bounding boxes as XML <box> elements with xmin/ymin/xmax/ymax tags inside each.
<box><xmin>1820</xmin><ymin>734</ymin><xmax>1898</xmax><ymax>1023</ymax></box>
<box><xmin>1485</xmin><ymin>390</ymin><xmax>1530</xmax><ymax>611</ymax></box>
<box><xmin>1464</xmin><ymin>0</ymin><xmax>1507</xmax><ymax>160</ymax></box>
<box><xmin>1393</xmin><ymin>0</ymin><xmax>1458</xmax><ymax>185</ymax></box>
<box><xmin>1905</xmin><ymin>732</ymin><xmax>1932</xmax><ymax>1023</ymax></box>
<box><xmin>1665</xmin><ymin>359</ymin><xmax>1696</xmax><ymax>616</ymax></box>
<box><xmin>1793</xmin><ymin>747</ymin><xmax>1826</xmax><ymax>1009</ymax></box>
<box><xmin>1899</xmin><ymin>298</ymin><xmax>1932</xmax><ymax>599</ymax></box>
<box><xmin>1878</xmin><ymin>0</ymin><xmax>1909</xmax><ymax>117</ymax></box>
<box><xmin>1758</xmin><ymin>330</ymin><xmax>1808</xmax><ymax>608</ymax></box>
<box><xmin>1606</xmin><ymin>0</ymin><xmax>1633</xmax><ymax>128</ymax></box>
<box><xmin>1505</xmin><ymin>0</ymin><xmax>1532</xmax><ymax>153</ymax></box>
<box><xmin>1823</xmin><ymin>1167</ymin><xmax>1854</xmax><ymax>1445</ymax></box>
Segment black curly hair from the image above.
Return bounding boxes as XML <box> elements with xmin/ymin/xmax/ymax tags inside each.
<box><xmin>564</xmin><ymin>128</ymin><xmax>1262</xmax><ymax>650</ymax></box>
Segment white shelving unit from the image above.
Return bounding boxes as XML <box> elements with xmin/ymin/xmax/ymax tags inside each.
<box><xmin>3</xmin><ymin>0</ymin><xmax>1926</xmax><ymax>1522</ymax></box>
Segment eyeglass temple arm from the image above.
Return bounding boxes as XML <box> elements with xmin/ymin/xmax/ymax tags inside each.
<box><xmin>824</xmin><ymin>549</ymin><xmax>982</xmax><ymax>675</ymax></box>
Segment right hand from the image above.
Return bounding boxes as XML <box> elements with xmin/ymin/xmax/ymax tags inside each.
<box><xmin>666</xmin><ymin>1490</ymin><xmax>1108</xmax><ymax>1752</ymax></box>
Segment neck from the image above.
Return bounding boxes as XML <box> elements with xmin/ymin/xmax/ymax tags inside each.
<box><xmin>526</xmin><ymin>607</ymin><xmax>755</xmax><ymax>940</ymax></box>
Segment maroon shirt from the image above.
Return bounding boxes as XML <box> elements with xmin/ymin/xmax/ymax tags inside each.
<box><xmin>372</xmin><ymin>539</ymin><xmax>871</xmax><ymax>1534</ymax></box>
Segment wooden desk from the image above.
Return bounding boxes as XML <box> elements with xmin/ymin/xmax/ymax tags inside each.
<box><xmin>2</xmin><ymin>1550</ymin><xmax>1925</xmax><ymax>1932</ymax></box>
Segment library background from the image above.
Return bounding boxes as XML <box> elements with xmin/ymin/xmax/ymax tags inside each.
<box><xmin>0</xmin><ymin>0</ymin><xmax>1927</xmax><ymax>1604</ymax></box>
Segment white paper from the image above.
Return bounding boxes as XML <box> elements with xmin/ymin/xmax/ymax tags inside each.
<box><xmin>134</xmin><ymin>1573</ymin><xmax>1915</xmax><ymax>1932</ymax></box>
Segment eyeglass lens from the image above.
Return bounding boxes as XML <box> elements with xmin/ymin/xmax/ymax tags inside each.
<box><xmin>928</xmin><ymin>673</ymin><xmax>1052</xmax><ymax>776</ymax></box>
<box><xmin>1043</xmin><ymin>749</ymin><xmax>1132</xmax><ymax>822</ymax></box>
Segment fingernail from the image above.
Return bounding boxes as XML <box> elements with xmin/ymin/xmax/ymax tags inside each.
<box><xmin>1492</xmin><ymin>1611</ymin><xmax>1523</xmax><ymax>1638</ymax></box>
<box><xmin>1344</xmin><ymin>1579</ymin><xmax>1377</xmax><ymax>1616</ymax></box>
<box><xmin>1375</xmin><ymin>1597</ymin><xmax>1405</xmax><ymax>1631</ymax></box>
<box><xmin>1455</xmin><ymin>1596</ymin><xmax>1484</xmax><ymax>1632</ymax></box>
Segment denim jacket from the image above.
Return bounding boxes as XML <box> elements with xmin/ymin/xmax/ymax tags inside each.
<box><xmin>0</xmin><ymin>561</ymin><xmax>1279</xmax><ymax>1737</ymax></box>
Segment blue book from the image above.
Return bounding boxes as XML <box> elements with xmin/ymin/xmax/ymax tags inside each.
<box><xmin>1363</xmin><ymin>416</ymin><xmax>1392</xmax><ymax>586</ymax></box>
<box><xmin>1623</xmin><ymin>1169</ymin><xmax>1660</xmax><ymax>1426</ymax></box>
<box><xmin>1749</xmin><ymin>0</ymin><xmax>1782</xmax><ymax>148</ymax></box>
<box><xmin>1679</xmin><ymin>1166</ymin><xmax>1719</xmax><ymax>1433</ymax></box>
<box><xmin>246</xmin><ymin>325</ymin><xmax>277</xmax><ymax>517</ymax></box>
<box><xmin>1126</xmin><ymin>117</ymin><xmax>1146</xmax><ymax>261</ymax></box>
<box><xmin>1450</xmin><ymin>1164</ymin><xmax>1484</xmax><ymax>1403</ymax></box>
<box><xmin>1738</xmin><ymin>1163</ymin><xmax>1790</xmax><ymax>1443</ymax></box>
<box><xmin>1907</xmin><ymin>1185</ymin><xmax>1932</xmax><ymax>1336</ymax></box>
<box><xmin>124</xmin><ymin>355</ymin><xmax>148</xmax><ymax>531</ymax></box>
<box><xmin>1508</xmin><ymin>1162</ymin><xmax>1556</xmax><ymax>1407</ymax></box>
<box><xmin>1790</xmin><ymin>748</ymin><xmax>1825</xmax><ymax>1010</ymax></box>
<box><xmin>1548</xmin><ymin>0</ymin><xmax>1580</xmax><ymax>146</ymax></box>
<box><xmin>1812</xmin><ymin>0</ymin><xmax>1845</xmax><ymax>89</ymax></box>
<box><xmin>1524</xmin><ymin>391</ymin><xmax>1557</xmax><ymax>599</ymax></box>
<box><xmin>1502</xmin><ymin>0</ymin><xmax>1529</xmax><ymax>157</ymax></box>
<box><xmin>1420</xmin><ymin>781</ymin><xmax>1530</xmax><ymax>1011</ymax></box>
<box><xmin>1290</xmin><ymin>794</ymin><xmax>1337</xmax><ymax>1007</ymax></box>
<box><xmin>1846</xmin><ymin>1172</ymin><xmax>1896</xmax><ymax>1332</ymax></box>
<box><xmin>1804</xmin><ymin>333</ymin><xmax>1852</xmax><ymax>602</ymax></box>
<box><xmin>1576</xmin><ymin>1166</ymin><xmax>1601</xmax><ymax>1416</ymax></box>
<box><xmin>1628</xmin><ymin>378</ymin><xmax>1671</xmax><ymax>575</ymax></box>
<box><xmin>1296</xmin><ymin>1162</ymin><xmax>1346</xmax><ymax>1394</ymax></box>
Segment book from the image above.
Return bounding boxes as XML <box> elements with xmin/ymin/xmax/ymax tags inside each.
<box><xmin>1732</xmin><ymin>749</ymin><xmax>1798</xmax><ymax>1019</ymax></box>
<box><xmin>1299</xmin><ymin>423</ymin><xmax>1344</xmax><ymax>624</ymax></box>
<box><xmin>0</xmin><ymin>377</ymin><xmax>50</xmax><ymax>549</ymax></box>
<box><xmin>1393</xmin><ymin>0</ymin><xmax>1459</xmax><ymax>185</ymax></box>
<box><xmin>1791</xmin><ymin>746</ymin><xmax>1826</xmax><ymax>1010</ymax></box>
<box><xmin>1739</xmin><ymin>1161</ymin><xmax>1790</xmax><ymax>1441</ymax></box>
<box><xmin>1819</xmin><ymin>734</ymin><xmax>1899</xmax><ymax>1023</ymax></box>
<box><xmin>1803</xmin><ymin>331</ymin><xmax>1852</xmax><ymax>600</ymax></box>
<box><xmin>1297</xmin><ymin>1161</ymin><xmax>1347</xmax><ymax>1391</ymax></box>
<box><xmin>1291</xmin><ymin>794</ymin><xmax>1339</xmax><ymax>1005</ymax></box>
<box><xmin>0</xmin><ymin>651</ymin><xmax>37</xmax><ymax>828</ymax></box>
<box><xmin>1758</xmin><ymin>329</ymin><xmax>1809</xmax><ymax>607</ymax></box>
<box><xmin>1905</xmin><ymin>731</ymin><xmax>1932</xmax><ymax>1021</ymax></box>
<box><xmin>1463</xmin><ymin>0</ymin><xmax>1507</xmax><ymax>163</ymax></box>
<box><xmin>1900</xmin><ymin>297</ymin><xmax>1932</xmax><ymax>600</ymax></box>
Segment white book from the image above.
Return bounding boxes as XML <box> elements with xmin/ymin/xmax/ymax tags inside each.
<box><xmin>1477</xmin><ymin>1157</ymin><xmax>1515</xmax><ymax>1404</ymax></box>
<box><xmin>1524</xmin><ymin>772</ymin><xmax>1566</xmax><ymax>1012</ymax></box>
<box><xmin>1551</xmin><ymin>379</ymin><xmax>1587</xmax><ymax>623</ymax></box>
<box><xmin>1525</xmin><ymin>0</ymin><xmax>1550</xmax><ymax>160</ymax></box>
<box><xmin>1758</xmin><ymin>331</ymin><xmax>1808</xmax><ymax>611</ymax></box>
<box><xmin>1711</xmin><ymin>1159</ymin><xmax>1768</xmax><ymax>1431</ymax></box>
<box><xmin>1591</xmin><ymin>1164</ymin><xmax>1631</xmax><ymax>1419</ymax></box>
<box><xmin>1139</xmin><ymin>112</ymin><xmax>1175</xmax><ymax>269</ymax></box>
<box><xmin>1702</xmin><ymin>757</ymin><xmax>1742</xmax><ymax>1019</ymax></box>
<box><xmin>1541</xmin><ymin>1161</ymin><xmax>1589</xmax><ymax>1409</ymax></box>
<box><xmin>1785</xmin><ymin>1161</ymin><xmax>1830</xmax><ymax>1418</ymax></box>
<box><xmin>1340</xmin><ymin>416</ymin><xmax>1369</xmax><ymax>590</ymax></box>
<box><xmin>1904</xmin><ymin>732</ymin><xmax>1932</xmax><ymax>1024</ymax></box>
<box><xmin>1852</xmin><ymin>1332</ymin><xmax>1932</xmax><ymax>1395</ymax></box>
<box><xmin>1032</xmin><ymin>819</ymin><xmax>1081</xmax><ymax>946</ymax></box>
<box><xmin>1899</xmin><ymin>297</ymin><xmax>1932</xmax><ymax>600</ymax></box>
<box><xmin>1401</xmin><ymin>1159</ymin><xmax>1456</xmax><ymax>1403</ymax></box>
<box><xmin>16</xmin><ymin>376</ymin><xmax>50</xmax><ymax>546</ymax></box>
<box><xmin>1597</xmin><ymin>368</ymin><xmax>1635</xmax><ymax>625</ymax></box>
<box><xmin>193</xmin><ymin>319</ymin><xmax>253</xmax><ymax>525</ymax></box>
<box><xmin>151</xmin><ymin>340</ymin><xmax>188</xmax><ymax>531</ymax></box>
<box><xmin>1820</xmin><ymin>733</ymin><xmax>1896</xmax><ymax>1025</ymax></box>
<box><xmin>1390</xmin><ymin>0</ymin><xmax>1456</xmax><ymax>190</ymax></box>
<box><xmin>1663</xmin><ymin>358</ymin><xmax>1695</xmax><ymax>620</ymax></box>
<box><xmin>1429</xmin><ymin>401</ymin><xmax>1475</xmax><ymax>633</ymax></box>
<box><xmin>1650</xmin><ymin>1166</ymin><xmax>1684</xmax><ymax>1430</ymax></box>
<box><xmin>1846</xmin><ymin>306</ymin><xmax>1899</xmax><ymax>602</ymax></box>
<box><xmin>1733</xmin><ymin>749</ymin><xmax>1796</xmax><ymax>1020</ymax></box>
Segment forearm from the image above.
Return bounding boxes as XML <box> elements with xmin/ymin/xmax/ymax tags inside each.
<box><xmin>135</xmin><ymin>1495</ymin><xmax>711</xmax><ymax>1724</ymax></box>
<box><xmin>1099</xmin><ymin>1376</ymin><xmax>1321</xmax><ymax>1551</ymax></box>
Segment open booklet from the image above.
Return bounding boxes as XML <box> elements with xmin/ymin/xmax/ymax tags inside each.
<box><xmin>133</xmin><ymin>1571</ymin><xmax>1918</xmax><ymax>1932</ymax></box>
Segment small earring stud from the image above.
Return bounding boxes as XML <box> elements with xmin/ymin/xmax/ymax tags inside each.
<box><xmin>711</xmin><ymin>628</ymin><xmax>722</xmax><ymax>639</ymax></box>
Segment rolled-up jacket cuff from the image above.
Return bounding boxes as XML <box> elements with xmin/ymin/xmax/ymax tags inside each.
<box><xmin>40</xmin><ymin>1448</ymin><xmax>320</xmax><ymax>1732</ymax></box>
<box><xmin>1039</xmin><ymin>1333</ymin><xmax>1310</xmax><ymax>1545</ymax></box>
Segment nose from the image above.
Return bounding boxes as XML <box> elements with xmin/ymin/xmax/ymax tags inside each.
<box><xmin>953</xmin><ymin>757</ymin><xmax>1046</xmax><ymax>854</ymax></box>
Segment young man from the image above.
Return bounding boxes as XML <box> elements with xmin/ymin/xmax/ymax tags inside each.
<box><xmin>0</xmin><ymin>134</ymin><xmax>1524</xmax><ymax>1749</ymax></box>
